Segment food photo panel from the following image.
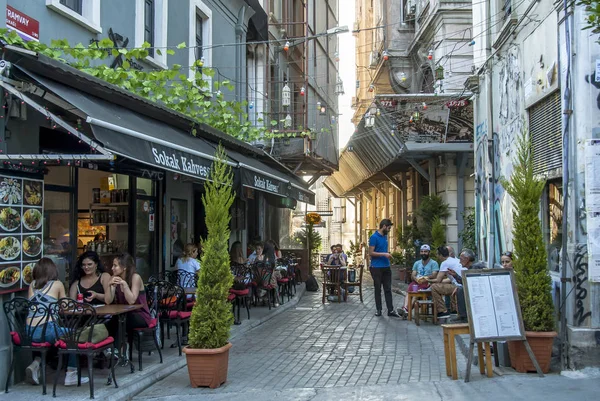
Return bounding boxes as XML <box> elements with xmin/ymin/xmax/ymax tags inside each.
<box><xmin>0</xmin><ymin>205</ymin><xmax>22</xmax><ymax>234</ymax></box>
<box><xmin>0</xmin><ymin>263</ymin><xmax>21</xmax><ymax>291</ymax></box>
<box><xmin>0</xmin><ymin>176</ymin><xmax>23</xmax><ymax>206</ymax></box>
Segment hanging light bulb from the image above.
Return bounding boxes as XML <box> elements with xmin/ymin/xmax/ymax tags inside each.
<box><xmin>400</xmin><ymin>72</ymin><xmax>407</xmax><ymax>82</ymax></box>
<box><xmin>198</xmin><ymin>57</ymin><xmax>205</xmax><ymax>67</ymax></box>
<box><xmin>282</xmin><ymin>82</ymin><xmax>291</xmax><ymax>107</ymax></box>
<box><xmin>249</xmin><ymin>101</ymin><xmax>254</xmax><ymax>109</ymax></box>
<box><xmin>409</xmin><ymin>116</ymin><xmax>413</xmax><ymax>123</ymax></box>
<box><xmin>382</xmin><ymin>50</ymin><xmax>389</xmax><ymax>61</ymax></box>
<box><xmin>422</xmin><ymin>102</ymin><xmax>427</xmax><ymax>110</ymax></box>
<box><xmin>376</xmin><ymin>108</ymin><xmax>381</xmax><ymax>117</ymax></box>
<box><xmin>331</xmin><ymin>116</ymin><xmax>336</xmax><ymax>124</ymax></box>
<box><xmin>335</xmin><ymin>52</ymin><xmax>340</xmax><ymax>62</ymax></box>
<box><xmin>427</xmin><ymin>50</ymin><xmax>433</xmax><ymax>60</ymax></box>
<box><xmin>300</xmin><ymin>86</ymin><xmax>305</xmax><ymax>96</ymax></box>
<box><xmin>469</xmin><ymin>40</ymin><xmax>476</xmax><ymax>46</ymax></box>
<box><xmin>390</xmin><ymin>129</ymin><xmax>396</xmax><ymax>136</ymax></box>
<box><xmin>316</xmin><ymin>101</ymin><xmax>322</xmax><ymax>110</ymax></box>
<box><xmin>284</xmin><ymin>41</ymin><xmax>290</xmax><ymax>52</ymax></box>
<box><xmin>368</xmin><ymin>84</ymin><xmax>375</xmax><ymax>92</ymax></box>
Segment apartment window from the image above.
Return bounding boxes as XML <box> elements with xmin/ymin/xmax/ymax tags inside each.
<box><xmin>195</xmin><ymin>14</ymin><xmax>203</xmax><ymax>63</ymax></box>
<box><xmin>502</xmin><ymin>0</ymin><xmax>512</xmax><ymax>21</ymax></box>
<box><xmin>47</xmin><ymin>0</ymin><xmax>102</xmax><ymax>33</ymax></box>
<box><xmin>529</xmin><ymin>91</ymin><xmax>562</xmax><ymax>176</ymax></box>
<box><xmin>60</xmin><ymin>0</ymin><xmax>82</xmax><ymax>14</ymax></box>
<box><xmin>135</xmin><ymin>0</ymin><xmax>167</xmax><ymax>68</ymax></box>
<box><xmin>188</xmin><ymin>1</ymin><xmax>212</xmax><ymax>83</ymax></box>
<box><xmin>144</xmin><ymin>0</ymin><xmax>155</xmax><ymax>56</ymax></box>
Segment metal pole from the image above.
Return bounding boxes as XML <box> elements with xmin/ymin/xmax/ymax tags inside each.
<box><xmin>485</xmin><ymin>0</ymin><xmax>495</xmax><ymax>269</ymax></box>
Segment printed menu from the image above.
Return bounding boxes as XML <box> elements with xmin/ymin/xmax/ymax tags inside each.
<box><xmin>0</xmin><ymin>174</ymin><xmax>43</xmax><ymax>294</ymax></box>
<box><xmin>465</xmin><ymin>271</ymin><xmax>522</xmax><ymax>340</ymax></box>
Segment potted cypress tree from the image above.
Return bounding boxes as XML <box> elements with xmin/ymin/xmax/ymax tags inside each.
<box><xmin>502</xmin><ymin>132</ymin><xmax>557</xmax><ymax>373</ymax></box>
<box><xmin>183</xmin><ymin>145</ymin><xmax>235</xmax><ymax>388</ymax></box>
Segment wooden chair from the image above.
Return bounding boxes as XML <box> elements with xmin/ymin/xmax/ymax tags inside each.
<box><xmin>322</xmin><ymin>265</ymin><xmax>344</xmax><ymax>303</ymax></box>
<box><xmin>342</xmin><ymin>264</ymin><xmax>364</xmax><ymax>302</ymax></box>
<box><xmin>414</xmin><ymin>299</ymin><xmax>437</xmax><ymax>325</ymax></box>
<box><xmin>4</xmin><ymin>297</ymin><xmax>53</xmax><ymax>395</ymax></box>
<box><xmin>441</xmin><ymin>323</ymin><xmax>494</xmax><ymax>380</ymax></box>
<box><xmin>406</xmin><ymin>291</ymin><xmax>429</xmax><ymax>321</ymax></box>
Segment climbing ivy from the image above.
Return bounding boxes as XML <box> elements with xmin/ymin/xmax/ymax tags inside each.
<box><xmin>0</xmin><ymin>29</ymin><xmax>304</xmax><ymax>142</ymax></box>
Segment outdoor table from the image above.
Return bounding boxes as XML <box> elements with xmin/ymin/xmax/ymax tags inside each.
<box><xmin>95</xmin><ymin>304</ymin><xmax>144</xmax><ymax>379</ymax></box>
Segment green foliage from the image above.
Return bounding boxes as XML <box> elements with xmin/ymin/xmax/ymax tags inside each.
<box><xmin>395</xmin><ymin>223</ymin><xmax>419</xmax><ymax>265</ymax></box>
<box><xmin>189</xmin><ymin>145</ymin><xmax>235</xmax><ymax>349</ymax></box>
<box><xmin>348</xmin><ymin>240</ymin><xmax>361</xmax><ymax>264</ymax></box>
<box><xmin>416</xmin><ymin>195</ymin><xmax>450</xmax><ymax>243</ymax></box>
<box><xmin>390</xmin><ymin>251</ymin><xmax>405</xmax><ymax>266</ymax></box>
<box><xmin>293</xmin><ymin>225</ymin><xmax>322</xmax><ymax>275</ymax></box>
<box><xmin>501</xmin><ymin>133</ymin><xmax>555</xmax><ymax>332</ymax></box>
<box><xmin>578</xmin><ymin>1</ymin><xmax>600</xmax><ymax>43</ymax></box>
<box><xmin>430</xmin><ymin>217</ymin><xmax>446</xmax><ymax>262</ymax></box>
<box><xmin>0</xmin><ymin>29</ymin><xmax>285</xmax><ymax>142</ymax></box>
<box><xmin>459</xmin><ymin>207</ymin><xmax>477</xmax><ymax>255</ymax></box>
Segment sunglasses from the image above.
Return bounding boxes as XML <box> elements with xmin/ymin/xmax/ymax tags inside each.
<box><xmin>502</xmin><ymin>251</ymin><xmax>513</xmax><ymax>258</ymax></box>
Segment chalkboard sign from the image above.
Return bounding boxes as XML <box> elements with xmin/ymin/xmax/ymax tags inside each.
<box><xmin>462</xmin><ymin>269</ymin><xmax>524</xmax><ymax>341</ymax></box>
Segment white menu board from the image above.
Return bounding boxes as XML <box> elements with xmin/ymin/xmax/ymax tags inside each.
<box><xmin>463</xmin><ymin>270</ymin><xmax>524</xmax><ymax>341</ymax></box>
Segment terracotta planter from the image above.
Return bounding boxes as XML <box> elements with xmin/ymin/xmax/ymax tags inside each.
<box><xmin>507</xmin><ymin>331</ymin><xmax>557</xmax><ymax>373</ymax></box>
<box><xmin>183</xmin><ymin>343</ymin><xmax>232</xmax><ymax>388</ymax></box>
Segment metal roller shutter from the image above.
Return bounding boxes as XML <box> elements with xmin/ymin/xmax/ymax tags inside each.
<box><xmin>529</xmin><ymin>90</ymin><xmax>562</xmax><ymax>176</ymax></box>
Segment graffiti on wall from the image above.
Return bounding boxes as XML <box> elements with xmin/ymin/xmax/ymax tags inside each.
<box><xmin>573</xmin><ymin>244</ymin><xmax>592</xmax><ymax>326</ymax></box>
<box><xmin>475</xmin><ymin>120</ymin><xmax>489</xmax><ymax>259</ymax></box>
<box><xmin>585</xmin><ymin>72</ymin><xmax>600</xmax><ymax>110</ymax></box>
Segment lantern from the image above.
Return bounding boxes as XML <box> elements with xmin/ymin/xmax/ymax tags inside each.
<box><xmin>364</xmin><ymin>112</ymin><xmax>374</xmax><ymax>128</ymax></box>
<box><xmin>335</xmin><ymin>76</ymin><xmax>345</xmax><ymax>95</ymax></box>
<box><xmin>284</xmin><ymin>114</ymin><xmax>292</xmax><ymax>128</ymax></box>
<box><xmin>435</xmin><ymin>65</ymin><xmax>445</xmax><ymax>80</ymax></box>
<box><xmin>282</xmin><ymin>83</ymin><xmax>291</xmax><ymax>107</ymax></box>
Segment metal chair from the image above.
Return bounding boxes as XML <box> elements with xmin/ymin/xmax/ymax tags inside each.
<box><xmin>155</xmin><ymin>281</ymin><xmax>190</xmax><ymax>356</ymax></box>
<box><xmin>230</xmin><ymin>263</ymin><xmax>251</xmax><ymax>325</ymax></box>
<box><xmin>50</xmin><ymin>298</ymin><xmax>117</xmax><ymax>399</ymax></box>
<box><xmin>128</xmin><ymin>284</ymin><xmax>163</xmax><ymax>371</ymax></box>
<box><xmin>250</xmin><ymin>262</ymin><xmax>276</xmax><ymax>309</ymax></box>
<box><xmin>3</xmin><ymin>297</ymin><xmax>52</xmax><ymax>395</ymax></box>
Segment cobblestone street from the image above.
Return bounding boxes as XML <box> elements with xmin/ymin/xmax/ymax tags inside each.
<box><xmin>133</xmin><ymin>276</ymin><xmax>600</xmax><ymax>400</ymax></box>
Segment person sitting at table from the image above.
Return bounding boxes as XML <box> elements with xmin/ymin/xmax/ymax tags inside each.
<box><xmin>175</xmin><ymin>243</ymin><xmax>200</xmax><ymax>287</ymax></box>
<box><xmin>250</xmin><ymin>242</ymin><xmax>282</xmax><ymax>306</ymax></box>
<box><xmin>105</xmin><ymin>253</ymin><xmax>152</xmax><ymax>355</ymax></box>
<box><xmin>336</xmin><ymin>244</ymin><xmax>348</xmax><ymax>265</ymax></box>
<box><xmin>229</xmin><ymin>241</ymin><xmax>247</xmax><ymax>265</ymax></box>
<box><xmin>25</xmin><ymin>258</ymin><xmax>89</xmax><ymax>387</ymax></box>
<box><xmin>398</xmin><ymin>244</ymin><xmax>439</xmax><ymax>317</ymax></box>
<box><xmin>326</xmin><ymin>246</ymin><xmax>347</xmax><ymax>266</ymax></box>
<box><xmin>69</xmin><ymin>251</ymin><xmax>111</xmax><ymax>305</ymax></box>
<box><xmin>266</xmin><ymin>239</ymin><xmax>283</xmax><ymax>259</ymax></box>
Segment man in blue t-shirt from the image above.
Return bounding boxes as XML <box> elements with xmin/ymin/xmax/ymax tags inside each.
<box><xmin>369</xmin><ymin>219</ymin><xmax>401</xmax><ymax>318</ymax></box>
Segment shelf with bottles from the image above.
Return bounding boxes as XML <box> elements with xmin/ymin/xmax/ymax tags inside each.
<box><xmin>90</xmin><ymin>204</ymin><xmax>129</xmax><ymax>226</ymax></box>
<box><xmin>90</xmin><ymin>203</ymin><xmax>129</xmax><ymax>208</ymax></box>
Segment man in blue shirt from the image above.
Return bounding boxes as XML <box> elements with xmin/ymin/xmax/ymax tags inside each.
<box><xmin>369</xmin><ymin>219</ymin><xmax>401</xmax><ymax>317</ymax></box>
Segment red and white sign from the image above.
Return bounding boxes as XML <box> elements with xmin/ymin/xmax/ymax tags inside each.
<box><xmin>6</xmin><ymin>6</ymin><xmax>39</xmax><ymax>42</ymax></box>
<box><xmin>446</xmin><ymin>99</ymin><xmax>470</xmax><ymax>108</ymax></box>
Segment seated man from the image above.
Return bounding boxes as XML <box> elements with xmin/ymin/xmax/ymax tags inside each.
<box><xmin>431</xmin><ymin>248</ymin><xmax>474</xmax><ymax>319</ymax></box>
<box><xmin>399</xmin><ymin>244</ymin><xmax>439</xmax><ymax>317</ymax></box>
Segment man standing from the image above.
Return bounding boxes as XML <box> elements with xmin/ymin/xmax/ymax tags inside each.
<box><xmin>431</xmin><ymin>248</ymin><xmax>474</xmax><ymax>318</ymax></box>
<box><xmin>369</xmin><ymin>219</ymin><xmax>401</xmax><ymax>317</ymax></box>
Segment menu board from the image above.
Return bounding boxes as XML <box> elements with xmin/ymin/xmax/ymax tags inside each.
<box><xmin>463</xmin><ymin>270</ymin><xmax>525</xmax><ymax>341</ymax></box>
<box><xmin>0</xmin><ymin>174</ymin><xmax>44</xmax><ymax>294</ymax></box>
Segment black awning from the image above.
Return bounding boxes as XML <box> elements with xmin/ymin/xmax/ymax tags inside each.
<box><xmin>227</xmin><ymin>149</ymin><xmax>289</xmax><ymax>197</ymax></box>
<box><xmin>245</xmin><ymin>0</ymin><xmax>268</xmax><ymax>42</ymax></box>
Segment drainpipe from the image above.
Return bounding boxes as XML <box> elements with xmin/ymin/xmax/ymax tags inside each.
<box><xmin>235</xmin><ymin>5</ymin><xmax>250</xmax><ymax>122</ymax></box>
<box><xmin>485</xmin><ymin>0</ymin><xmax>495</xmax><ymax>269</ymax></box>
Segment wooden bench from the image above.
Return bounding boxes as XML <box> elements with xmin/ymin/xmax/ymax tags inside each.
<box><xmin>442</xmin><ymin>323</ymin><xmax>494</xmax><ymax>380</ymax></box>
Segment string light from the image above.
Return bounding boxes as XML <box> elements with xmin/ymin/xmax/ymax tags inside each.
<box><xmin>283</xmin><ymin>41</ymin><xmax>290</xmax><ymax>52</ymax></box>
<box><xmin>249</xmin><ymin>101</ymin><xmax>254</xmax><ymax>109</ymax></box>
<box><xmin>400</xmin><ymin>72</ymin><xmax>407</xmax><ymax>82</ymax></box>
<box><xmin>368</xmin><ymin>84</ymin><xmax>375</xmax><ymax>92</ymax></box>
<box><xmin>382</xmin><ymin>50</ymin><xmax>389</xmax><ymax>61</ymax></box>
<box><xmin>300</xmin><ymin>86</ymin><xmax>305</xmax><ymax>96</ymax></box>
<box><xmin>422</xmin><ymin>102</ymin><xmax>427</xmax><ymax>110</ymax></box>
<box><xmin>427</xmin><ymin>50</ymin><xmax>433</xmax><ymax>60</ymax></box>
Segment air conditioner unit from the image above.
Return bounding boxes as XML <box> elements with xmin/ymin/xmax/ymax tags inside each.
<box><xmin>369</xmin><ymin>50</ymin><xmax>379</xmax><ymax>68</ymax></box>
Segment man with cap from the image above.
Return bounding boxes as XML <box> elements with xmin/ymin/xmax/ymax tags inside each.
<box><xmin>398</xmin><ymin>244</ymin><xmax>439</xmax><ymax>317</ymax></box>
<box><xmin>369</xmin><ymin>219</ymin><xmax>401</xmax><ymax>317</ymax></box>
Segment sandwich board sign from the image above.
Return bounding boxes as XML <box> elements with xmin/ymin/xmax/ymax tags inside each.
<box><xmin>462</xmin><ymin>269</ymin><xmax>543</xmax><ymax>381</ymax></box>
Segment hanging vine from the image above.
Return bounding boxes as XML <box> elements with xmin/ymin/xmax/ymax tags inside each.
<box><xmin>0</xmin><ymin>29</ymin><xmax>307</xmax><ymax>142</ymax></box>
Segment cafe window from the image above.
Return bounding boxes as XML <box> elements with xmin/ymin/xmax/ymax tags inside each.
<box><xmin>60</xmin><ymin>0</ymin><xmax>82</xmax><ymax>14</ymax></box>
<box><xmin>44</xmin><ymin>190</ymin><xmax>75</xmax><ymax>285</ymax></box>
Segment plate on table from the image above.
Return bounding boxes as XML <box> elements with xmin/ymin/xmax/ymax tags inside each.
<box><xmin>23</xmin><ymin>209</ymin><xmax>42</xmax><ymax>231</ymax></box>
<box><xmin>23</xmin><ymin>181</ymin><xmax>42</xmax><ymax>206</ymax></box>
<box><xmin>0</xmin><ymin>178</ymin><xmax>22</xmax><ymax>205</ymax></box>
<box><xmin>0</xmin><ymin>266</ymin><xmax>20</xmax><ymax>287</ymax></box>
<box><xmin>23</xmin><ymin>235</ymin><xmax>42</xmax><ymax>257</ymax></box>
<box><xmin>22</xmin><ymin>263</ymin><xmax>34</xmax><ymax>286</ymax></box>
<box><xmin>0</xmin><ymin>236</ymin><xmax>20</xmax><ymax>260</ymax></box>
<box><xmin>0</xmin><ymin>207</ymin><xmax>21</xmax><ymax>231</ymax></box>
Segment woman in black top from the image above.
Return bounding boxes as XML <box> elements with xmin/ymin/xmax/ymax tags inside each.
<box><xmin>69</xmin><ymin>251</ymin><xmax>111</xmax><ymax>304</ymax></box>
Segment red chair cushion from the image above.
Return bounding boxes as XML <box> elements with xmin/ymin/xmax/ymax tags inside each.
<box><xmin>10</xmin><ymin>331</ymin><xmax>51</xmax><ymax>348</ymax></box>
<box><xmin>134</xmin><ymin>318</ymin><xmax>157</xmax><ymax>330</ymax></box>
<box><xmin>229</xmin><ymin>288</ymin><xmax>250</xmax><ymax>296</ymax></box>
<box><xmin>227</xmin><ymin>294</ymin><xmax>236</xmax><ymax>301</ymax></box>
<box><xmin>167</xmin><ymin>311</ymin><xmax>191</xmax><ymax>319</ymax></box>
<box><xmin>55</xmin><ymin>336</ymin><xmax>115</xmax><ymax>350</ymax></box>
<box><xmin>186</xmin><ymin>301</ymin><xmax>196</xmax><ymax>309</ymax></box>
<box><xmin>277</xmin><ymin>278</ymin><xmax>289</xmax><ymax>283</ymax></box>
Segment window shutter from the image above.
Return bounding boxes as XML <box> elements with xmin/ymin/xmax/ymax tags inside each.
<box><xmin>529</xmin><ymin>91</ymin><xmax>562</xmax><ymax>176</ymax></box>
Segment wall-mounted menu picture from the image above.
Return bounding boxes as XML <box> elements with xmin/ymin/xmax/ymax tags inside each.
<box><xmin>0</xmin><ymin>174</ymin><xmax>44</xmax><ymax>294</ymax></box>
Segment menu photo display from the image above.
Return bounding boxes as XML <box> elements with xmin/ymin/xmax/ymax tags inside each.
<box><xmin>0</xmin><ymin>175</ymin><xmax>43</xmax><ymax>294</ymax></box>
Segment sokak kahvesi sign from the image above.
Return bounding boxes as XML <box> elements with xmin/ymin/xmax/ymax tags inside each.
<box><xmin>253</xmin><ymin>175</ymin><xmax>280</xmax><ymax>193</ymax></box>
<box><xmin>151</xmin><ymin>148</ymin><xmax>210</xmax><ymax>178</ymax></box>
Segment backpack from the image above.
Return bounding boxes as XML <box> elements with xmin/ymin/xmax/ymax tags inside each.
<box><xmin>305</xmin><ymin>274</ymin><xmax>319</xmax><ymax>292</ymax></box>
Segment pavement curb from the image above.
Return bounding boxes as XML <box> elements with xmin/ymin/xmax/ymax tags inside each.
<box><xmin>118</xmin><ymin>284</ymin><xmax>307</xmax><ymax>401</ymax></box>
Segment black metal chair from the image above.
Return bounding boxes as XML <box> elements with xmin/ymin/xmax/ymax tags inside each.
<box><xmin>49</xmin><ymin>298</ymin><xmax>117</xmax><ymax>399</ymax></box>
<box><xmin>230</xmin><ymin>263</ymin><xmax>251</xmax><ymax>325</ymax></box>
<box><xmin>3</xmin><ymin>297</ymin><xmax>52</xmax><ymax>395</ymax></box>
<box><xmin>155</xmin><ymin>281</ymin><xmax>190</xmax><ymax>356</ymax></box>
<box><xmin>250</xmin><ymin>262</ymin><xmax>276</xmax><ymax>309</ymax></box>
<box><xmin>176</xmin><ymin>270</ymin><xmax>197</xmax><ymax>288</ymax></box>
<box><xmin>128</xmin><ymin>284</ymin><xmax>163</xmax><ymax>371</ymax></box>
<box><xmin>149</xmin><ymin>270</ymin><xmax>177</xmax><ymax>285</ymax></box>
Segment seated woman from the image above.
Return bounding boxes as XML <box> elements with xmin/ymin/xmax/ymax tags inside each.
<box><xmin>249</xmin><ymin>242</ymin><xmax>282</xmax><ymax>306</ymax></box>
<box><xmin>69</xmin><ymin>251</ymin><xmax>111</xmax><ymax>305</ymax></box>
<box><xmin>266</xmin><ymin>239</ymin><xmax>282</xmax><ymax>259</ymax></box>
<box><xmin>501</xmin><ymin>251</ymin><xmax>514</xmax><ymax>269</ymax></box>
<box><xmin>105</xmin><ymin>254</ymin><xmax>152</xmax><ymax>354</ymax></box>
<box><xmin>229</xmin><ymin>241</ymin><xmax>247</xmax><ymax>265</ymax></box>
<box><xmin>326</xmin><ymin>247</ymin><xmax>347</xmax><ymax>266</ymax></box>
<box><xmin>175</xmin><ymin>243</ymin><xmax>200</xmax><ymax>287</ymax></box>
<box><xmin>25</xmin><ymin>258</ymin><xmax>89</xmax><ymax>387</ymax></box>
